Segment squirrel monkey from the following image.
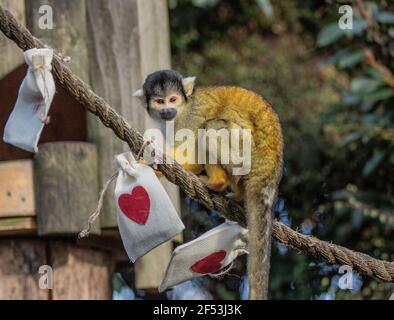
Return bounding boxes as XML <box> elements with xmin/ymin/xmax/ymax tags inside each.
<box><xmin>133</xmin><ymin>70</ymin><xmax>283</xmax><ymax>300</ymax></box>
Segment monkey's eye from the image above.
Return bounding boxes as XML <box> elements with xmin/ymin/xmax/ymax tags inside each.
<box><xmin>155</xmin><ymin>99</ymin><xmax>165</xmax><ymax>105</ymax></box>
<box><xmin>169</xmin><ymin>96</ymin><xmax>178</xmax><ymax>103</ymax></box>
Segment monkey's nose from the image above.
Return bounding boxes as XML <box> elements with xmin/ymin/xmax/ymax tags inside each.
<box><xmin>160</xmin><ymin>108</ymin><xmax>177</xmax><ymax>120</ymax></box>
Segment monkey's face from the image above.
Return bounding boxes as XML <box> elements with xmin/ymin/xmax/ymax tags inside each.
<box><xmin>148</xmin><ymin>92</ymin><xmax>184</xmax><ymax>121</ymax></box>
<box><xmin>133</xmin><ymin>69</ymin><xmax>196</xmax><ymax>122</ymax></box>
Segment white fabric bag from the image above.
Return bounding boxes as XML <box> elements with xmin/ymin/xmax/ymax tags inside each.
<box><xmin>114</xmin><ymin>152</ymin><xmax>185</xmax><ymax>262</ymax></box>
<box><xmin>159</xmin><ymin>221</ymin><xmax>248</xmax><ymax>292</ymax></box>
<box><xmin>3</xmin><ymin>48</ymin><xmax>55</xmax><ymax>153</ymax></box>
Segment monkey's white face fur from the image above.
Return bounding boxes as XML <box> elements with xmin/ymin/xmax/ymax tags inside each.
<box><xmin>133</xmin><ymin>76</ymin><xmax>196</xmax><ymax>122</ymax></box>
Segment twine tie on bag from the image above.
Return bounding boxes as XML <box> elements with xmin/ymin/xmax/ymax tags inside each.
<box><xmin>78</xmin><ymin>171</ymin><xmax>119</xmax><ymax>239</ymax></box>
<box><xmin>136</xmin><ymin>137</ymin><xmax>162</xmax><ymax>170</ymax></box>
<box><xmin>32</xmin><ymin>54</ymin><xmax>51</xmax><ymax>124</ymax></box>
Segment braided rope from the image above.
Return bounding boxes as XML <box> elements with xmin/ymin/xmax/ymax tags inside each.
<box><xmin>0</xmin><ymin>5</ymin><xmax>393</xmax><ymax>282</ymax></box>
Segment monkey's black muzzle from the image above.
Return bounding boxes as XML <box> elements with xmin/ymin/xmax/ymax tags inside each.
<box><xmin>159</xmin><ymin>108</ymin><xmax>177</xmax><ymax>121</ymax></box>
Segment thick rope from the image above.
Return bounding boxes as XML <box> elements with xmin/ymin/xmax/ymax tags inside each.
<box><xmin>0</xmin><ymin>5</ymin><xmax>393</xmax><ymax>283</ymax></box>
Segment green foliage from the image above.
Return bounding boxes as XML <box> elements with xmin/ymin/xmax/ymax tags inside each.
<box><xmin>170</xmin><ymin>0</ymin><xmax>394</xmax><ymax>300</ymax></box>
<box><xmin>170</xmin><ymin>0</ymin><xmax>319</xmax><ymax>53</ymax></box>
<box><xmin>318</xmin><ymin>1</ymin><xmax>394</xmax><ymax>196</ymax></box>
<box><xmin>312</xmin><ymin>0</ymin><xmax>394</xmax><ymax>299</ymax></box>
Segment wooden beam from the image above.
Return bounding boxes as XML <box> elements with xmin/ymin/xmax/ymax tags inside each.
<box><xmin>0</xmin><ymin>160</ymin><xmax>35</xmax><ymax>218</ymax></box>
<box><xmin>0</xmin><ymin>216</ymin><xmax>36</xmax><ymax>236</ymax></box>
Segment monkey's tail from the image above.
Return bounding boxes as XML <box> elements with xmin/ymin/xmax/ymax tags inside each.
<box><xmin>245</xmin><ymin>179</ymin><xmax>277</xmax><ymax>300</ymax></box>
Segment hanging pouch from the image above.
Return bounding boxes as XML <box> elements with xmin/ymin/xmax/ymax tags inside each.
<box><xmin>159</xmin><ymin>221</ymin><xmax>248</xmax><ymax>292</ymax></box>
<box><xmin>114</xmin><ymin>152</ymin><xmax>185</xmax><ymax>262</ymax></box>
<box><xmin>3</xmin><ymin>48</ymin><xmax>55</xmax><ymax>153</ymax></box>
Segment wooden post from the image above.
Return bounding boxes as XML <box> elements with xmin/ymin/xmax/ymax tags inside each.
<box><xmin>25</xmin><ymin>0</ymin><xmax>96</xmax><ymax>235</ymax></box>
<box><xmin>0</xmin><ymin>0</ymin><xmax>25</xmax><ymax>80</ymax></box>
<box><xmin>34</xmin><ymin>142</ymin><xmax>99</xmax><ymax>235</ymax></box>
<box><xmin>26</xmin><ymin>0</ymin><xmax>89</xmax><ymax>82</ymax></box>
<box><xmin>85</xmin><ymin>0</ymin><xmax>139</xmax><ymax>228</ymax></box>
<box><xmin>134</xmin><ymin>0</ymin><xmax>182</xmax><ymax>289</ymax></box>
<box><xmin>0</xmin><ymin>239</ymin><xmax>113</xmax><ymax>300</ymax></box>
<box><xmin>0</xmin><ymin>239</ymin><xmax>49</xmax><ymax>300</ymax></box>
<box><xmin>0</xmin><ymin>2</ymin><xmax>29</xmax><ymax>162</ymax></box>
<box><xmin>86</xmin><ymin>0</ymin><xmax>181</xmax><ymax>290</ymax></box>
<box><xmin>49</xmin><ymin>241</ymin><xmax>112</xmax><ymax>300</ymax></box>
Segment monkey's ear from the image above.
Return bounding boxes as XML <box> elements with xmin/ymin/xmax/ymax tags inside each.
<box><xmin>182</xmin><ymin>76</ymin><xmax>196</xmax><ymax>97</ymax></box>
<box><xmin>132</xmin><ymin>89</ymin><xmax>146</xmax><ymax>103</ymax></box>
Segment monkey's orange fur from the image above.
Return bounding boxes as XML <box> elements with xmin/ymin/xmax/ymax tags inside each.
<box><xmin>174</xmin><ymin>86</ymin><xmax>284</xmax><ymax>300</ymax></box>
<box><xmin>174</xmin><ymin>86</ymin><xmax>283</xmax><ymax>195</ymax></box>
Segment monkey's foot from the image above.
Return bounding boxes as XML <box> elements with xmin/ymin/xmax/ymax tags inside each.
<box><xmin>139</xmin><ymin>159</ymin><xmax>163</xmax><ymax>178</ymax></box>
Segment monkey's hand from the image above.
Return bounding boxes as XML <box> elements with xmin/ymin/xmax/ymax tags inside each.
<box><xmin>203</xmin><ymin>164</ymin><xmax>229</xmax><ymax>193</ymax></box>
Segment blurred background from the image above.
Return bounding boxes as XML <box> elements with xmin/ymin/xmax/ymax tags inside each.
<box><xmin>162</xmin><ymin>0</ymin><xmax>394</xmax><ymax>300</ymax></box>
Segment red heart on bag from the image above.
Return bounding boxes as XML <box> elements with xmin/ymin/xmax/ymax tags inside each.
<box><xmin>191</xmin><ymin>250</ymin><xmax>227</xmax><ymax>274</ymax></box>
<box><xmin>118</xmin><ymin>186</ymin><xmax>150</xmax><ymax>225</ymax></box>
